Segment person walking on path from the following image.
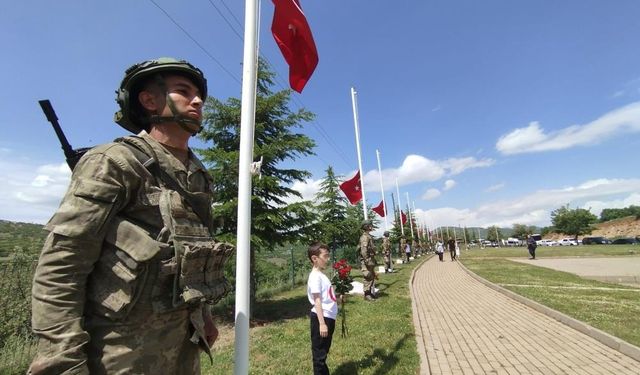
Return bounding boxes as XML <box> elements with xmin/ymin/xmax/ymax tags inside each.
<box><xmin>436</xmin><ymin>241</ymin><xmax>445</xmax><ymax>261</ymax></box>
<box><xmin>448</xmin><ymin>238</ymin><xmax>457</xmax><ymax>261</ymax></box>
<box><xmin>307</xmin><ymin>242</ymin><xmax>337</xmax><ymax>375</ymax></box>
<box><xmin>527</xmin><ymin>234</ymin><xmax>537</xmax><ymax>259</ymax></box>
<box><xmin>29</xmin><ymin>58</ymin><xmax>232</xmax><ymax>374</ymax></box>
<box><xmin>359</xmin><ymin>220</ymin><xmax>377</xmax><ymax>301</ymax></box>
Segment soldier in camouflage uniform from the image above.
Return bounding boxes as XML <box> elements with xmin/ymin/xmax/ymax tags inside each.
<box><xmin>359</xmin><ymin>220</ymin><xmax>377</xmax><ymax>301</ymax></box>
<box><xmin>382</xmin><ymin>231</ymin><xmax>392</xmax><ymax>273</ymax></box>
<box><xmin>399</xmin><ymin>236</ymin><xmax>407</xmax><ymax>263</ymax></box>
<box><xmin>29</xmin><ymin>58</ymin><xmax>233</xmax><ymax>375</ymax></box>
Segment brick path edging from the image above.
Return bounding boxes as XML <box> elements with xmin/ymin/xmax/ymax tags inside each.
<box><xmin>456</xmin><ymin>260</ymin><xmax>640</xmax><ymax>363</ymax></box>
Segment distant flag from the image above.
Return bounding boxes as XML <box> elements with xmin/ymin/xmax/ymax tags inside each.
<box><xmin>339</xmin><ymin>171</ymin><xmax>362</xmax><ymax>205</ymax></box>
<box><xmin>400</xmin><ymin>210</ymin><xmax>407</xmax><ymax>225</ymax></box>
<box><xmin>271</xmin><ymin>0</ymin><xmax>319</xmax><ymax>93</ymax></box>
<box><xmin>372</xmin><ymin>200</ymin><xmax>386</xmax><ymax>217</ymax></box>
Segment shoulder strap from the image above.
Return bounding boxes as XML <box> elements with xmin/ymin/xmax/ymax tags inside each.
<box><xmin>115</xmin><ymin>137</ymin><xmax>213</xmax><ymax>234</ymax></box>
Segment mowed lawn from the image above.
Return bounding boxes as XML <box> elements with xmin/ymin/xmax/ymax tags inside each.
<box><xmin>460</xmin><ymin>244</ymin><xmax>640</xmax><ymax>347</ymax></box>
<box><xmin>203</xmin><ymin>258</ymin><xmax>424</xmax><ymax>374</ymax></box>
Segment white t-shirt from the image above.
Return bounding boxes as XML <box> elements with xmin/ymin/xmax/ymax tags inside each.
<box><xmin>307</xmin><ymin>269</ymin><xmax>338</xmax><ymax>320</ymax></box>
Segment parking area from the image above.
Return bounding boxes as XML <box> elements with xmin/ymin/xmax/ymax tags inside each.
<box><xmin>511</xmin><ymin>257</ymin><xmax>640</xmax><ymax>287</ymax></box>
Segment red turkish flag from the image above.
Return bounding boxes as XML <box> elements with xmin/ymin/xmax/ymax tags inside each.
<box><xmin>339</xmin><ymin>171</ymin><xmax>362</xmax><ymax>205</ymax></box>
<box><xmin>372</xmin><ymin>201</ymin><xmax>385</xmax><ymax>217</ymax></box>
<box><xmin>400</xmin><ymin>210</ymin><xmax>407</xmax><ymax>225</ymax></box>
<box><xmin>271</xmin><ymin>0</ymin><xmax>319</xmax><ymax>93</ymax></box>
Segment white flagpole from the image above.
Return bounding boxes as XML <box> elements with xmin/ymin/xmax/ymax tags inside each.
<box><xmin>375</xmin><ymin>149</ymin><xmax>388</xmax><ymax>230</ymax></box>
<box><xmin>235</xmin><ymin>0</ymin><xmax>258</xmax><ymax>373</ymax></box>
<box><xmin>395</xmin><ymin>179</ymin><xmax>404</xmax><ymax>235</ymax></box>
<box><xmin>406</xmin><ymin>192</ymin><xmax>414</xmax><ymax>239</ymax></box>
<box><xmin>350</xmin><ymin>87</ymin><xmax>367</xmax><ymax>220</ymax></box>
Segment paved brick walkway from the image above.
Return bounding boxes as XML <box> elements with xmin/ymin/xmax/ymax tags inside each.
<box><xmin>412</xmin><ymin>256</ymin><xmax>640</xmax><ymax>374</ymax></box>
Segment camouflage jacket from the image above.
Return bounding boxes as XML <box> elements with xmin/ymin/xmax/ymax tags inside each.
<box><xmin>359</xmin><ymin>232</ymin><xmax>376</xmax><ymax>266</ymax></box>
<box><xmin>29</xmin><ymin>132</ymin><xmax>228</xmax><ymax>375</ymax></box>
<box><xmin>382</xmin><ymin>237</ymin><xmax>391</xmax><ymax>254</ymax></box>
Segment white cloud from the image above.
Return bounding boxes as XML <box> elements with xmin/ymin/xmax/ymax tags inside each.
<box><xmin>443</xmin><ymin>179</ymin><xmax>456</xmax><ymax>191</ymax></box>
<box><xmin>416</xmin><ymin>178</ymin><xmax>640</xmax><ymax>228</ymax></box>
<box><xmin>422</xmin><ymin>188</ymin><xmax>441</xmax><ymax>200</ymax></box>
<box><xmin>283</xmin><ymin>178</ymin><xmax>324</xmax><ymax>205</ymax></box>
<box><xmin>431</xmin><ymin>105</ymin><xmax>441</xmax><ymax>112</ymax></box>
<box><xmin>0</xmin><ymin>155</ymin><xmax>70</xmax><ymax>223</ymax></box>
<box><xmin>362</xmin><ymin>154</ymin><xmax>494</xmax><ymax>192</ymax></box>
<box><xmin>484</xmin><ymin>183</ymin><xmax>505</xmax><ymax>192</ymax></box>
<box><xmin>496</xmin><ymin>101</ymin><xmax>640</xmax><ymax>155</ymax></box>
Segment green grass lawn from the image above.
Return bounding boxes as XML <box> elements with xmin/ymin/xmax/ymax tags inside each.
<box><xmin>463</xmin><ymin>244</ymin><xmax>639</xmax><ymax>258</ymax></box>
<box><xmin>203</xmin><ymin>258</ymin><xmax>424</xmax><ymax>374</ymax></box>
<box><xmin>461</xmin><ymin>257</ymin><xmax>640</xmax><ymax>347</ymax></box>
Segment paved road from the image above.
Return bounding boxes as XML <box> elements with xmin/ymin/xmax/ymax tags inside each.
<box><xmin>411</xmin><ymin>256</ymin><xmax>640</xmax><ymax>374</ymax></box>
<box><xmin>510</xmin><ymin>257</ymin><xmax>640</xmax><ymax>286</ymax></box>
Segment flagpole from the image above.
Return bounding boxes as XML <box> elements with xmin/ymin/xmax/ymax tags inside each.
<box><xmin>395</xmin><ymin>179</ymin><xmax>404</xmax><ymax>235</ymax></box>
<box><xmin>235</xmin><ymin>0</ymin><xmax>258</xmax><ymax>373</ymax></box>
<box><xmin>375</xmin><ymin>149</ymin><xmax>388</xmax><ymax>230</ymax></box>
<box><xmin>406</xmin><ymin>192</ymin><xmax>414</xmax><ymax>239</ymax></box>
<box><xmin>350</xmin><ymin>87</ymin><xmax>367</xmax><ymax>220</ymax></box>
<box><xmin>411</xmin><ymin>200</ymin><xmax>419</xmax><ymax>239</ymax></box>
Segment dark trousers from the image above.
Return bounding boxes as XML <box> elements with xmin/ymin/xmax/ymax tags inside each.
<box><xmin>450</xmin><ymin>249</ymin><xmax>456</xmax><ymax>260</ymax></box>
<box><xmin>310</xmin><ymin>311</ymin><xmax>335</xmax><ymax>375</ymax></box>
<box><xmin>528</xmin><ymin>245</ymin><xmax>536</xmax><ymax>259</ymax></box>
<box><xmin>438</xmin><ymin>252</ymin><xmax>444</xmax><ymax>261</ymax></box>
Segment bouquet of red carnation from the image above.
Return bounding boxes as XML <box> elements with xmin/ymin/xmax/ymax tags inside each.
<box><xmin>332</xmin><ymin>259</ymin><xmax>354</xmax><ymax>337</ymax></box>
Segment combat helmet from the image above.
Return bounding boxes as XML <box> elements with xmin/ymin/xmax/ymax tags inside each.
<box><xmin>361</xmin><ymin>219</ymin><xmax>373</xmax><ymax>230</ymax></box>
<box><xmin>114</xmin><ymin>57</ymin><xmax>208</xmax><ymax>135</ymax></box>
<box><xmin>383</xmin><ymin>231</ymin><xmax>390</xmax><ymax>236</ymax></box>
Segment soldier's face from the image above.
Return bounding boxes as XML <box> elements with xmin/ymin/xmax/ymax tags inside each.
<box><xmin>160</xmin><ymin>75</ymin><xmax>204</xmax><ymax>122</ymax></box>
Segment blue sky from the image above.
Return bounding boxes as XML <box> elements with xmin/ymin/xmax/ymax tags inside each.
<box><xmin>2</xmin><ymin>0</ymin><xmax>640</xmax><ymax>232</ymax></box>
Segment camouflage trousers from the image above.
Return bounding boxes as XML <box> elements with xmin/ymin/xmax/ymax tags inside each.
<box><xmin>85</xmin><ymin>308</ymin><xmax>201</xmax><ymax>375</ymax></box>
<box><xmin>360</xmin><ymin>263</ymin><xmax>376</xmax><ymax>294</ymax></box>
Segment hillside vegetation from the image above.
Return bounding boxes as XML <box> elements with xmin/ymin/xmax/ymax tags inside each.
<box><xmin>0</xmin><ymin>220</ymin><xmax>46</xmax><ymax>258</ymax></box>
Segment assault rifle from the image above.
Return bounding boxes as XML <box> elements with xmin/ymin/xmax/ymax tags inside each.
<box><xmin>38</xmin><ymin>99</ymin><xmax>91</xmax><ymax>170</ymax></box>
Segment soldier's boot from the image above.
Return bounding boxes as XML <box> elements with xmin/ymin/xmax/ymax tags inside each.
<box><xmin>364</xmin><ymin>292</ymin><xmax>374</xmax><ymax>301</ymax></box>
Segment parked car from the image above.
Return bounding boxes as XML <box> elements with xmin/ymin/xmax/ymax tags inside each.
<box><xmin>559</xmin><ymin>238</ymin><xmax>578</xmax><ymax>246</ymax></box>
<box><xmin>611</xmin><ymin>238</ymin><xmax>640</xmax><ymax>245</ymax></box>
<box><xmin>537</xmin><ymin>239</ymin><xmax>558</xmax><ymax>246</ymax></box>
<box><xmin>582</xmin><ymin>236</ymin><xmax>611</xmax><ymax>245</ymax></box>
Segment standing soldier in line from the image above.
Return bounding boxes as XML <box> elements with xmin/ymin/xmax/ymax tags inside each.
<box><xmin>382</xmin><ymin>231</ymin><xmax>392</xmax><ymax>273</ymax></box>
<box><xmin>399</xmin><ymin>235</ymin><xmax>407</xmax><ymax>264</ymax></box>
<box><xmin>29</xmin><ymin>58</ymin><xmax>233</xmax><ymax>374</ymax></box>
<box><xmin>359</xmin><ymin>220</ymin><xmax>377</xmax><ymax>301</ymax></box>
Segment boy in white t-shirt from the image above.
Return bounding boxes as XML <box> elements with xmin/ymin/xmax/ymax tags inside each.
<box><xmin>307</xmin><ymin>242</ymin><xmax>338</xmax><ymax>375</ymax></box>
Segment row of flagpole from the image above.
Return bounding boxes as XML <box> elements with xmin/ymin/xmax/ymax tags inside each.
<box><xmin>233</xmin><ymin>0</ymin><xmax>480</xmax><ymax>372</ymax></box>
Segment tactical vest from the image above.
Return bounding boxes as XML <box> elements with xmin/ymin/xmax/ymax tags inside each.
<box><xmin>86</xmin><ymin>136</ymin><xmax>233</xmax><ymax>320</ymax></box>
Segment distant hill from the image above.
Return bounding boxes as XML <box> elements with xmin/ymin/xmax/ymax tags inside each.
<box><xmin>588</xmin><ymin>216</ymin><xmax>639</xmax><ymax>239</ymax></box>
<box><xmin>0</xmin><ymin>220</ymin><xmax>46</xmax><ymax>258</ymax></box>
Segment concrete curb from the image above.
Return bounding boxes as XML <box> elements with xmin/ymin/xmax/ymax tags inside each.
<box><xmin>409</xmin><ymin>255</ymin><xmax>433</xmax><ymax>375</ymax></box>
<box><xmin>457</xmin><ymin>261</ymin><xmax>640</xmax><ymax>363</ymax></box>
